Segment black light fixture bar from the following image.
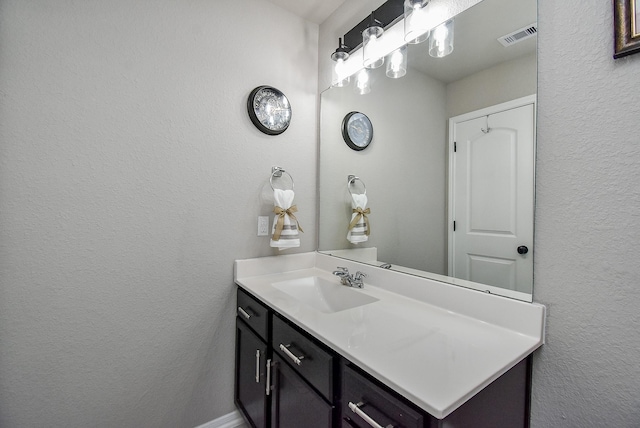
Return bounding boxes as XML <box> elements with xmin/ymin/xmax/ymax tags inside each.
<box><xmin>342</xmin><ymin>0</ymin><xmax>404</xmax><ymax>54</ymax></box>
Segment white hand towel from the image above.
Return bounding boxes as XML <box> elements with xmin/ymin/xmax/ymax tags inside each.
<box><xmin>270</xmin><ymin>189</ymin><xmax>303</xmax><ymax>250</ymax></box>
<box><xmin>347</xmin><ymin>193</ymin><xmax>369</xmax><ymax>244</ymax></box>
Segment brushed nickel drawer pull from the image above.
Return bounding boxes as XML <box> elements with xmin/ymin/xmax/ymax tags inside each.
<box><xmin>279</xmin><ymin>343</ymin><xmax>305</xmax><ymax>366</ymax></box>
<box><xmin>266</xmin><ymin>359</ymin><xmax>272</xmax><ymax>396</ymax></box>
<box><xmin>255</xmin><ymin>350</ymin><xmax>261</xmax><ymax>383</ymax></box>
<box><xmin>237</xmin><ymin>307</ymin><xmax>251</xmax><ymax>319</ymax></box>
<box><xmin>348</xmin><ymin>401</ymin><xmax>394</xmax><ymax>428</ymax></box>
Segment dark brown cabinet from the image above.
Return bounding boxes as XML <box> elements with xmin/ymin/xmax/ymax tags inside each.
<box><xmin>235</xmin><ymin>286</ymin><xmax>531</xmax><ymax>428</ymax></box>
<box><xmin>235</xmin><ymin>289</ymin><xmax>337</xmax><ymax>428</ymax></box>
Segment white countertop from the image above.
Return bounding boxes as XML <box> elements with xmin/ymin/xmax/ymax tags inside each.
<box><xmin>234</xmin><ymin>252</ymin><xmax>545</xmax><ymax>419</ymax></box>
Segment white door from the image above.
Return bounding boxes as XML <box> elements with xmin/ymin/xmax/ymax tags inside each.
<box><xmin>448</xmin><ymin>96</ymin><xmax>535</xmax><ymax>293</ymax></box>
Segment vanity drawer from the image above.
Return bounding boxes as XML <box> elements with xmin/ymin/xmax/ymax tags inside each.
<box><xmin>272</xmin><ymin>314</ymin><xmax>335</xmax><ymax>401</ymax></box>
<box><xmin>237</xmin><ymin>288</ymin><xmax>269</xmax><ymax>341</ymax></box>
<box><xmin>342</xmin><ymin>364</ymin><xmax>424</xmax><ymax>428</ymax></box>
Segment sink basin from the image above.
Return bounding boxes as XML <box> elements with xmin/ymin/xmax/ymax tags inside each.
<box><xmin>271</xmin><ymin>276</ymin><xmax>379</xmax><ymax>313</ymax></box>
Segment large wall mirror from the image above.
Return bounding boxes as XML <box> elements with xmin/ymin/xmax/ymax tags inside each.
<box><xmin>319</xmin><ymin>0</ymin><xmax>537</xmax><ymax>301</ymax></box>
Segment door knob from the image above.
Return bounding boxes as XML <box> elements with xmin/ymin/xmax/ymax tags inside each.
<box><xmin>517</xmin><ymin>246</ymin><xmax>529</xmax><ymax>255</ymax></box>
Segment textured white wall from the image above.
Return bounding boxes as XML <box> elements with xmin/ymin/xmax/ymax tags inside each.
<box><xmin>446</xmin><ymin>53</ymin><xmax>537</xmax><ymax>118</ymax></box>
<box><xmin>0</xmin><ymin>1</ymin><xmax>318</xmax><ymax>427</ymax></box>
<box><xmin>531</xmin><ymin>1</ymin><xmax>640</xmax><ymax>426</ymax></box>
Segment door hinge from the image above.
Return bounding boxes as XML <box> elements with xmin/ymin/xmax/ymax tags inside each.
<box><xmin>453</xmin><ymin>221</ymin><xmax>456</xmax><ymax>231</ymax></box>
<box><xmin>454</xmin><ymin>142</ymin><xmax>457</xmax><ymax>152</ymax></box>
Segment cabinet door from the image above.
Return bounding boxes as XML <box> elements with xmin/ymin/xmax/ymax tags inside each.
<box><xmin>235</xmin><ymin>319</ymin><xmax>269</xmax><ymax>428</ymax></box>
<box><xmin>270</xmin><ymin>355</ymin><xmax>334</xmax><ymax>428</ymax></box>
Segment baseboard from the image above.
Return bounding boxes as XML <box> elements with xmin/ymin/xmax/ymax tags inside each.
<box><xmin>194</xmin><ymin>409</ymin><xmax>247</xmax><ymax>428</ymax></box>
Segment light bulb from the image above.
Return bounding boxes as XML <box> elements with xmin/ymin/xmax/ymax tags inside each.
<box><xmin>386</xmin><ymin>46</ymin><xmax>407</xmax><ymax>79</ymax></box>
<box><xmin>354</xmin><ymin>69</ymin><xmax>371</xmax><ymax>95</ymax></box>
<box><xmin>433</xmin><ymin>25</ymin><xmax>448</xmax><ymax>42</ymax></box>
<box><xmin>331</xmin><ymin>37</ymin><xmax>351</xmax><ymax>87</ymax></box>
<box><xmin>429</xmin><ymin>19</ymin><xmax>454</xmax><ymax>58</ymax></box>
<box><xmin>391</xmin><ymin>52</ymin><xmax>401</xmax><ymax>67</ymax></box>
<box><xmin>332</xmin><ymin>58</ymin><xmax>350</xmax><ymax>87</ymax></box>
<box><xmin>363</xmin><ymin>19</ymin><xmax>384</xmax><ymax>69</ymax></box>
<box><xmin>404</xmin><ymin>0</ymin><xmax>430</xmax><ymax>44</ymax></box>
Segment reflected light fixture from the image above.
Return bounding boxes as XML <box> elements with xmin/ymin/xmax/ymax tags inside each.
<box><xmin>429</xmin><ymin>19</ymin><xmax>454</xmax><ymax>58</ymax></box>
<box><xmin>354</xmin><ymin>69</ymin><xmax>371</xmax><ymax>95</ymax></box>
<box><xmin>363</xmin><ymin>12</ymin><xmax>384</xmax><ymax>69</ymax></box>
<box><xmin>404</xmin><ymin>0</ymin><xmax>430</xmax><ymax>44</ymax></box>
<box><xmin>386</xmin><ymin>45</ymin><xmax>407</xmax><ymax>78</ymax></box>
<box><xmin>331</xmin><ymin>38</ymin><xmax>350</xmax><ymax>87</ymax></box>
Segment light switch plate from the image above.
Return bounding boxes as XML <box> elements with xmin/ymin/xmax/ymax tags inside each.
<box><xmin>257</xmin><ymin>216</ymin><xmax>270</xmax><ymax>236</ymax></box>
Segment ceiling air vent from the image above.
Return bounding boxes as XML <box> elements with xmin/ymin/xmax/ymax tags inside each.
<box><xmin>497</xmin><ymin>23</ymin><xmax>537</xmax><ymax>47</ymax></box>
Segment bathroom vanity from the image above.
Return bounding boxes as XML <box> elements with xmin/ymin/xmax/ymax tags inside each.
<box><xmin>234</xmin><ymin>252</ymin><xmax>545</xmax><ymax>428</ymax></box>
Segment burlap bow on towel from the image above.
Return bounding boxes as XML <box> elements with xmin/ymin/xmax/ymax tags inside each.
<box><xmin>270</xmin><ymin>189</ymin><xmax>303</xmax><ymax>250</ymax></box>
<box><xmin>347</xmin><ymin>193</ymin><xmax>369</xmax><ymax>244</ymax></box>
<box><xmin>272</xmin><ymin>205</ymin><xmax>303</xmax><ymax>241</ymax></box>
<box><xmin>348</xmin><ymin>207</ymin><xmax>370</xmax><ymax>235</ymax></box>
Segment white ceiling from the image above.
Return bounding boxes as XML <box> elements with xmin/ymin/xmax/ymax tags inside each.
<box><xmin>264</xmin><ymin>0</ymin><xmax>348</xmax><ymax>24</ymax></box>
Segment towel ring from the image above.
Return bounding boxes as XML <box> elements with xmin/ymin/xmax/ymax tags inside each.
<box><xmin>347</xmin><ymin>175</ymin><xmax>366</xmax><ymax>195</ymax></box>
<box><xmin>270</xmin><ymin>166</ymin><xmax>294</xmax><ymax>190</ymax></box>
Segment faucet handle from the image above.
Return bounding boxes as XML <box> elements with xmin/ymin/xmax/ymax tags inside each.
<box><xmin>354</xmin><ymin>271</ymin><xmax>367</xmax><ymax>280</ymax></box>
<box><xmin>333</xmin><ymin>266</ymin><xmax>350</xmax><ymax>277</ymax></box>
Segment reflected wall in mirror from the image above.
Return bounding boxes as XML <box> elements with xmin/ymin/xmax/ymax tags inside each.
<box><xmin>319</xmin><ymin>0</ymin><xmax>537</xmax><ymax>301</ymax></box>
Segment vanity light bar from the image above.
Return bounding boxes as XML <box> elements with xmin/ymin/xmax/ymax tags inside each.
<box><xmin>342</xmin><ymin>0</ymin><xmax>404</xmax><ymax>53</ymax></box>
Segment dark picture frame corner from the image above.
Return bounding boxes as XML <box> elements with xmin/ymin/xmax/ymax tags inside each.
<box><xmin>614</xmin><ymin>0</ymin><xmax>640</xmax><ymax>58</ymax></box>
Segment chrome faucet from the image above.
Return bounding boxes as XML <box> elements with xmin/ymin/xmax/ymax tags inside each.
<box><xmin>332</xmin><ymin>267</ymin><xmax>367</xmax><ymax>288</ymax></box>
